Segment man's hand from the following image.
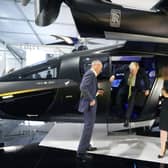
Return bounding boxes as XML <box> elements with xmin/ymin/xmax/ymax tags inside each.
<box><xmin>90</xmin><ymin>99</ymin><xmax>96</xmax><ymax>106</ymax></box>
<box><xmin>144</xmin><ymin>90</ymin><xmax>150</xmax><ymax>96</ymax></box>
<box><xmin>96</xmin><ymin>89</ymin><xmax>104</xmax><ymax>96</ymax></box>
<box><xmin>109</xmin><ymin>75</ymin><xmax>115</xmax><ymax>83</ymax></box>
<box><xmin>162</xmin><ymin>89</ymin><xmax>168</xmax><ymax>98</ymax></box>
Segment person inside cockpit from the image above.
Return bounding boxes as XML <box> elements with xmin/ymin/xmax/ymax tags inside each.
<box><xmin>46</xmin><ymin>70</ymin><xmax>52</xmax><ymax>79</ymax></box>
<box><xmin>109</xmin><ymin>62</ymin><xmax>150</xmax><ymax>127</ymax></box>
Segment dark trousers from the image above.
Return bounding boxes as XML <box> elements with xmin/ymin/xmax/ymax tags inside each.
<box><xmin>77</xmin><ymin>105</ymin><xmax>97</xmax><ymax>155</ymax></box>
<box><xmin>116</xmin><ymin>86</ymin><xmax>137</xmax><ymax>120</ymax></box>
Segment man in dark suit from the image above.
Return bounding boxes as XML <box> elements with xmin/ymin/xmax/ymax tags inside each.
<box><xmin>109</xmin><ymin>62</ymin><xmax>150</xmax><ymax>127</ymax></box>
<box><xmin>77</xmin><ymin>60</ymin><xmax>104</xmax><ymax>160</ymax></box>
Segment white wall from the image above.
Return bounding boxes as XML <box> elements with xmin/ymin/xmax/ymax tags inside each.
<box><xmin>0</xmin><ymin>44</ymin><xmax>22</xmax><ymax>76</ymax></box>
<box><xmin>0</xmin><ymin>51</ymin><xmax>22</xmax><ymax>76</ymax></box>
<box><xmin>25</xmin><ymin>45</ymin><xmax>73</xmax><ymax>66</ymax></box>
<box><xmin>5</xmin><ymin>52</ymin><xmax>22</xmax><ymax>73</ymax></box>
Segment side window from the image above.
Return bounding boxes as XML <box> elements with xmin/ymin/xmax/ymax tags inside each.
<box><xmin>20</xmin><ymin>67</ymin><xmax>58</xmax><ymax>80</ymax></box>
<box><xmin>32</xmin><ymin>67</ymin><xmax>58</xmax><ymax>80</ymax></box>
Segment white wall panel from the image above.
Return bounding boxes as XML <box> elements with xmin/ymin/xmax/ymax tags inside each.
<box><xmin>0</xmin><ymin>0</ymin><xmax>24</xmax><ymax>19</ymax></box>
<box><xmin>30</xmin><ymin>21</ymin><xmax>78</xmax><ymax>37</ymax></box>
<box><xmin>55</xmin><ymin>3</ymin><xmax>76</xmax><ymax>25</ymax></box>
<box><xmin>0</xmin><ymin>20</ymin><xmax>33</xmax><ymax>33</ymax></box>
<box><xmin>17</xmin><ymin>2</ymin><xmax>35</xmax><ymax>21</ymax></box>
<box><xmin>0</xmin><ymin>33</ymin><xmax>39</xmax><ymax>44</ymax></box>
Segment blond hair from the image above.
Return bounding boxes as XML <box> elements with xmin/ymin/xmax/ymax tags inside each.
<box><xmin>129</xmin><ymin>62</ymin><xmax>139</xmax><ymax>69</ymax></box>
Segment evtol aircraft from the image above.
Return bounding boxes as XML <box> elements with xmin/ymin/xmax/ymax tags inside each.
<box><xmin>0</xmin><ymin>41</ymin><xmax>167</xmax><ymax>125</ymax></box>
<box><xmin>0</xmin><ymin>0</ymin><xmax>167</xmax><ymax>130</ymax></box>
<box><xmin>31</xmin><ymin>0</ymin><xmax>168</xmax><ymax>43</ymax></box>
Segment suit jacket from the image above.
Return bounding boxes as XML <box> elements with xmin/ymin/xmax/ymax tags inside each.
<box><xmin>113</xmin><ymin>65</ymin><xmax>150</xmax><ymax>91</ymax></box>
<box><xmin>78</xmin><ymin>69</ymin><xmax>98</xmax><ymax>113</ymax></box>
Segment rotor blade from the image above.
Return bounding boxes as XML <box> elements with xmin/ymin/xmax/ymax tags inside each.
<box><xmin>87</xmin><ymin>40</ymin><xmax>103</xmax><ymax>45</ymax></box>
<box><xmin>46</xmin><ymin>41</ymin><xmax>74</xmax><ymax>46</ymax></box>
<box><xmin>51</xmin><ymin>35</ymin><xmax>76</xmax><ymax>44</ymax></box>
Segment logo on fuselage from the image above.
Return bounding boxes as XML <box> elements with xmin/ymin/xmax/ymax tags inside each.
<box><xmin>110</xmin><ymin>9</ymin><xmax>121</xmax><ymax>28</ymax></box>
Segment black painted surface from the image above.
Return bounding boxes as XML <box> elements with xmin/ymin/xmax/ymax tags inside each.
<box><xmin>0</xmin><ymin>143</ymin><xmax>167</xmax><ymax>168</ymax></box>
<box><xmin>34</xmin><ymin>0</ymin><xmax>168</xmax><ymax>40</ymax></box>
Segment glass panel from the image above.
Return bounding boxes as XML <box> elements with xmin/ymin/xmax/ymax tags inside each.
<box><xmin>22</xmin><ymin>67</ymin><xmax>58</xmax><ymax>80</ymax></box>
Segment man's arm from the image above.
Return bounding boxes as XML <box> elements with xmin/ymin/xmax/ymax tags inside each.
<box><xmin>141</xmin><ymin>69</ymin><xmax>150</xmax><ymax>96</ymax></box>
<box><xmin>162</xmin><ymin>89</ymin><xmax>168</xmax><ymax>98</ymax></box>
<box><xmin>80</xmin><ymin>72</ymin><xmax>94</xmax><ymax>102</ymax></box>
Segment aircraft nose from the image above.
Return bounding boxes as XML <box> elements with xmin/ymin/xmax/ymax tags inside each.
<box><xmin>35</xmin><ymin>0</ymin><xmax>63</xmax><ymax>26</ymax></box>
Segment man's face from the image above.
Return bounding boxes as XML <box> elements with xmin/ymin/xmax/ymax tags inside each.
<box><xmin>95</xmin><ymin>63</ymin><xmax>103</xmax><ymax>75</ymax></box>
<box><xmin>130</xmin><ymin>64</ymin><xmax>138</xmax><ymax>75</ymax></box>
<box><xmin>98</xmin><ymin>64</ymin><xmax>103</xmax><ymax>75</ymax></box>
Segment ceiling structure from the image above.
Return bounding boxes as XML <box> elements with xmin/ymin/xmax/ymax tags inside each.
<box><xmin>0</xmin><ymin>0</ymin><xmax>160</xmax><ymax>45</ymax></box>
<box><xmin>0</xmin><ymin>0</ymin><xmax>78</xmax><ymax>45</ymax></box>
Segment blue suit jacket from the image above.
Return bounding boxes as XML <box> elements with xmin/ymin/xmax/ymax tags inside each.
<box><xmin>78</xmin><ymin>70</ymin><xmax>98</xmax><ymax>113</ymax></box>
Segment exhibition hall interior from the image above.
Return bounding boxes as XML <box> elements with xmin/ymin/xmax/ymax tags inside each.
<box><xmin>0</xmin><ymin>0</ymin><xmax>168</xmax><ymax>167</ymax></box>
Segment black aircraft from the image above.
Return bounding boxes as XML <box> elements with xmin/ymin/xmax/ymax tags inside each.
<box><xmin>25</xmin><ymin>0</ymin><xmax>168</xmax><ymax>43</ymax></box>
<box><xmin>0</xmin><ymin>41</ymin><xmax>167</xmax><ymax>126</ymax></box>
<box><xmin>0</xmin><ymin>0</ymin><xmax>167</xmax><ymax>129</ymax></box>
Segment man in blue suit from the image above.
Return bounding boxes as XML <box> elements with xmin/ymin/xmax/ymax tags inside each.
<box><xmin>77</xmin><ymin>60</ymin><xmax>104</xmax><ymax>160</ymax></box>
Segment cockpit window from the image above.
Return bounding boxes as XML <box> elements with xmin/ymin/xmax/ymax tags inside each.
<box><xmin>20</xmin><ymin>67</ymin><xmax>58</xmax><ymax>80</ymax></box>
